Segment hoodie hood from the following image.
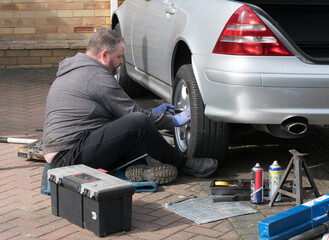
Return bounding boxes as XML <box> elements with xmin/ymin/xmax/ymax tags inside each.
<box><xmin>57</xmin><ymin>53</ymin><xmax>106</xmax><ymax>77</ymax></box>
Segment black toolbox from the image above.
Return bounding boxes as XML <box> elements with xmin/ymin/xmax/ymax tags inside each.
<box><xmin>47</xmin><ymin>164</ymin><xmax>135</xmax><ymax>237</ymax></box>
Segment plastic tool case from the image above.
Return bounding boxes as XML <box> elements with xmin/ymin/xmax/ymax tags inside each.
<box><xmin>47</xmin><ymin>164</ymin><xmax>135</xmax><ymax>237</ymax></box>
<box><xmin>210</xmin><ymin>179</ymin><xmax>269</xmax><ymax>196</ymax></box>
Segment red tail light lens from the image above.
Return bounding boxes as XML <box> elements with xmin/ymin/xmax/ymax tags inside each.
<box><xmin>213</xmin><ymin>5</ymin><xmax>293</xmax><ymax>56</ymax></box>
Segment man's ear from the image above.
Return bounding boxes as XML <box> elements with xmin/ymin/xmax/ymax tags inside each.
<box><xmin>101</xmin><ymin>49</ymin><xmax>109</xmax><ymax>60</ymax></box>
<box><xmin>95</xmin><ymin>49</ymin><xmax>109</xmax><ymax>65</ymax></box>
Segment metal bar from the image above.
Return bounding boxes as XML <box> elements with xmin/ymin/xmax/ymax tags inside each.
<box><xmin>302</xmin><ymin>157</ymin><xmax>320</xmax><ymax>198</ymax></box>
<box><xmin>0</xmin><ymin>137</ymin><xmax>38</xmax><ymax>144</ymax></box>
<box><xmin>290</xmin><ymin>221</ymin><xmax>329</xmax><ymax>240</ymax></box>
<box><xmin>294</xmin><ymin>157</ymin><xmax>303</xmax><ymax>205</ymax></box>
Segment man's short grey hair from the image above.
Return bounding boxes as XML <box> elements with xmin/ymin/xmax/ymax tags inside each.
<box><xmin>87</xmin><ymin>28</ymin><xmax>125</xmax><ymax>56</ymax></box>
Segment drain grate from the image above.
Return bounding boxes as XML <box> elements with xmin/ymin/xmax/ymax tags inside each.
<box><xmin>74</xmin><ymin>26</ymin><xmax>95</xmax><ymax>33</ymax></box>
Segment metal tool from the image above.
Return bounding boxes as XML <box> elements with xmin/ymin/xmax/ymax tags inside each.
<box><xmin>163</xmin><ymin>100</ymin><xmax>182</xmax><ymax>114</ymax></box>
<box><xmin>269</xmin><ymin>149</ymin><xmax>320</xmax><ymax>207</ymax></box>
<box><xmin>0</xmin><ymin>137</ymin><xmax>38</xmax><ymax>144</ymax></box>
<box><xmin>165</xmin><ymin>195</ymin><xmax>197</xmax><ymax>207</ymax></box>
<box><xmin>17</xmin><ymin>140</ymin><xmax>44</xmax><ymax>161</ymax></box>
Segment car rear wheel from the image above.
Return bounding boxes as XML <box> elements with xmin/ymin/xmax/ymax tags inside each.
<box><xmin>173</xmin><ymin>64</ymin><xmax>230</xmax><ymax>164</ymax></box>
<box><xmin>114</xmin><ymin>24</ymin><xmax>148</xmax><ymax>98</ymax></box>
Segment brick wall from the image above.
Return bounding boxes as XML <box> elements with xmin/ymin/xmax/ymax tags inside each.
<box><xmin>0</xmin><ymin>0</ymin><xmax>125</xmax><ymax>69</ymax></box>
<box><xmin>0</xmin><ymin>40</ymin><xmax>87</xmax><ymax>69</ymax></box>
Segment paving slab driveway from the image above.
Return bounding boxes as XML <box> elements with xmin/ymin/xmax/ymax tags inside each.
<box><xmin>0</xmin><ymin>69</ymin><xmax>327</xmax><ymax>240</ymax></box>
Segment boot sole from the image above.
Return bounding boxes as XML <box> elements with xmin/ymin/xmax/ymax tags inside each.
<box><xmin>125</xmin><ymin>164</ymin><xmax>178</xmax><ymax>184</ymax></box>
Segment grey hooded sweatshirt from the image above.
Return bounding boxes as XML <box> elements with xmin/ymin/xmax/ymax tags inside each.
<box><xmin>42</xmin><ymin>53</ymin><xmax>174</xmax><ymax>154</ymax></box>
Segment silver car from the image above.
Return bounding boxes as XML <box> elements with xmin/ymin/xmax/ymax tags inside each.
<box><xmin>112</xmin><ymin>0</ymin><xmax>329</xmax><ymax>163</ymax></box>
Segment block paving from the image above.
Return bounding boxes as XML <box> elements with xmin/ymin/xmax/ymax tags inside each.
<box><xmin>0</xmin><ymin>69</ymin><xmax>328</xmax><ymax>239</ymax></box>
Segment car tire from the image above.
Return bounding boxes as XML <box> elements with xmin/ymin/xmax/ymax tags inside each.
<box><xmin>173</xmin><ymin>64</ymin><xmax>230</xmax><ymax>164</ymax></box>
<box><xmin>114</xmin><ymin>24</ymin><xmax>148</xmax><ymax>98</ymax></box>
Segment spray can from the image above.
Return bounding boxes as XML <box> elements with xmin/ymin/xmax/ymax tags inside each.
<box><xmin>269</xmin><ymin>160</ymin><xmax>282</xmax><ymax>202</ymax></box>
<box><xmin>251</xmin><ymin>163</ymin><xmax>264</xmax><ymax>204</ymax></box>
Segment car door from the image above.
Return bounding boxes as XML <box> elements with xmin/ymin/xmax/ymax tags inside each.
<box><xmin>131</xmin><ymin>0</ymin><xmax>182</xmax><ymax>85</ymax></box>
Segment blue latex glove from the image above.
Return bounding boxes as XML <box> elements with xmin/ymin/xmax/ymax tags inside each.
<box><xmin>174</xmin><ymin>108</ymin><xmax>191</xmax><ymax>127</ymax></box>
<box><xmin>153</xmin><ymin>103</ymin><xmax>175</xmax><ymax>115</ymax></box>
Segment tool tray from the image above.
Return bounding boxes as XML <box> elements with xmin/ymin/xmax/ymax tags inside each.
<box><xmin>210</xmin><ymin>179</ymin><xmax>269</xmax><ymax>196</ymax></box>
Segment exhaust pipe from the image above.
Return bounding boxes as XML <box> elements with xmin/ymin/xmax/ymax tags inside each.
<box><xmin>281</xmin><ymin>117</ymin><xmax>308</xmax><ymax>136</ymax></box>
<box><xmin>283</xmin><ymin>122</ymin><xmax>308</xmax><ymax>135</ymax></box>
<box><xmin>253</xmin><ymin>117</ymin><xmax>310</xmax><ymax>138</ymax></box>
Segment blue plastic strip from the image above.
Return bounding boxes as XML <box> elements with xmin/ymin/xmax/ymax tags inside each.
<box><xmin>259</xmin><ymin>205</ymin><xmax>311</xmax><ymax>236</ymax></box>
<box><xmin>258</xmin><ymin>221</ymin><xmax>312</xmax><ymax>240</ymax></box>
<box><xmin>41</xmin><ymin>163</ymin><xmax>51</xmax><ymax>195</ymax></box>
<box><xmin>259</xmin><ymin>194</ymin><xmax>329</xmax><ymax>239</ymax></box>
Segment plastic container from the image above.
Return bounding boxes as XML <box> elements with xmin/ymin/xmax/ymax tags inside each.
<box><xmin>47</xmin><ymin>164</ymin><xmax>135</xmax><ymax>237</ymax></box>
<box><xmin>210</xmin><ymin>179</ymin><xmax>269</xmax><ymax>196</ymax></box>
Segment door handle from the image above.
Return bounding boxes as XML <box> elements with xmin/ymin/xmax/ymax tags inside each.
<box><xmin>165</xmin><ymin>3</ymin><xmax>176</xmax><ymax>15</ymax></box>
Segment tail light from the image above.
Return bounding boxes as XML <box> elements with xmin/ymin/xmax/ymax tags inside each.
<box><xmin>213</xmin><ymin>5</ymin><xmax>293</xmax><ymax>56</ymax></box>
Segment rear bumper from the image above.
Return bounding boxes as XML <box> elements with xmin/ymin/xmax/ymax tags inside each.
<box><xmin>192</xmin><ymin>54</ymin><xmax>329</xmax><ymax>125</ymax></box>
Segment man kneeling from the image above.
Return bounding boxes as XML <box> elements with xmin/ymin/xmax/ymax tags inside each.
<box><xmin>42</xmin><ymin>28</ymin><xmax>218</xmax><ymax>184</ymax></box>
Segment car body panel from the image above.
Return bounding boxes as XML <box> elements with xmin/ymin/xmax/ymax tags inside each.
<box><xmin>131</xmin><ymin>0</ymin><xmax>182</xmax><ymax>84</ymax></box>
<box><xmin>113</xmin><ymin>0</ymin><xmax>329</xmax><ymax>126</ymax></box>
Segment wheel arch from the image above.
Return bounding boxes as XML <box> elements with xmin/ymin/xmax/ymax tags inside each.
<box><xmin>111</xmin><ymin>14</ymin><xmax>119</xmax><ymax>30</ymax></box>
<box><xmin>171</xmin><ymin>40</ymin><xmax>192</xmax><ymax>86</ymax></box>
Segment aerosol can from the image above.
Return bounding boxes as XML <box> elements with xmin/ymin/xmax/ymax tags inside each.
<box><xmin>269</xmin><ymin>160</ymin><xmax>282</xmax><ymax>202</ymax></box>
<box><xmin>251</xmin><ymin>163</ymin><xmax>264</xmax><ymax>204</ymax></box>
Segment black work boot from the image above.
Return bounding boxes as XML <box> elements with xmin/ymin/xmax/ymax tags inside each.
<box><xmin>125</xmin><ymin>164</ymin><xmax>178</xmax><ymax>184</ymax></box>
<box><xmin>181</xmin><ymin>158</ymin><xmax>218</xmax><ymax>177</ymax></box>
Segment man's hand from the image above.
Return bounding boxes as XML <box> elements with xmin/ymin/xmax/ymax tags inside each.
<box><xmin>153</xmin><ymin>103</ymin><xmax>175</xmax><ymax>115</ymax></box>
<box><xmin>174</xmin><ymin>108</ymin><xmax>191</xmax><ymax>127</ymax></box>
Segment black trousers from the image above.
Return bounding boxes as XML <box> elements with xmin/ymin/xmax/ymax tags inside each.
<box><xmin>50</xmin><ymin>112</ymin><xmax>186</xmax><ymax>171</ymax></box>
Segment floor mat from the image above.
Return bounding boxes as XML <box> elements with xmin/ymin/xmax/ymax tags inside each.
<box><xmin>164</xmin><ymin>195</ymin><xmax>258</xmax><ymax>224</ymax></box>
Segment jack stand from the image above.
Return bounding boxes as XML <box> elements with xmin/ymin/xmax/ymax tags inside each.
<box><xmin>269</xmin><ymin>149</ymin><xmax>320</xmax><ymax>207</ymax></box>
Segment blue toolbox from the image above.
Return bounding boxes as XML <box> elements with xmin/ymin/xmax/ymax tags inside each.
<box><xmin>47</xmin><ymin>164</ymin><xmax>135</xmax><ymax>237</ymax></box>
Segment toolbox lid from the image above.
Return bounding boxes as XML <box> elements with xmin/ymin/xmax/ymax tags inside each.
<box><xmin>48</xmin><ymin>164</ymin><xmax>135</xmax><ymax>200</ymax></box>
